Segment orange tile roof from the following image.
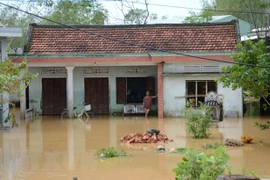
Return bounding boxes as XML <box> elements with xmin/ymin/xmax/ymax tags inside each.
<box><xmin>24</xmin><ymin>21</ymin><xmax>239</xmax><ymax>54</ymax></box>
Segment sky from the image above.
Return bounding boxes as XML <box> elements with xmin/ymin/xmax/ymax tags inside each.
<box><xmin>100</xmin><ymin>0</ymin><xmax>203</xmax><ymax>23</ymax></box>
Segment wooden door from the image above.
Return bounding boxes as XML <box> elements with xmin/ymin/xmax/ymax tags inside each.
<box><xmin>84</xmin><ymin>78</ymin><xmax>109</xmax><ymax>115</ymax></box>
<box><xmin>42</xmin><ymin>78</ymin><xmax>66</xmax><ymax>115</ymax></box>
<box><xmin>146</xmin><ymin>77</ymin><xmax>155</xmax><ymax>95</ymax></box>
<box><xmin>116</xmin><ymin>77</ymin><xmax>126</xmax><ymax>104</ymax></box>
<box><xmin>146</xmin><ymin>77</ymin><xmax>155</xmax><ymax>104</ymax></box>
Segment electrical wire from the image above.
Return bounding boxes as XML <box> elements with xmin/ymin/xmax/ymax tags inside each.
<box><xmin>102</xmin><ymin>0</ymin><xmax>270</xmax><ymax>15</ymax></box>
<box><xmin>0</xmin><ymin>1</ymin><xmax>269</xmax><ymax>68</ymax></box>
<box><xmin>1</xmin><ymin>0</ymin><xmax>270</xmax><ymax>15</ymax></box>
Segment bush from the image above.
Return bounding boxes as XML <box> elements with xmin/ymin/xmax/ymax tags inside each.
<box><xmin>170</xmin><ymin>147</ymin><xmax>188</xmax><ymax>154</ymax></box>
<box><xmin>183</xmin><ymin>101</ymin><xmax>213</xmax><ymax>138</ymax></box>
<box><xmin>203</xmin><ymin>142</ymin><xmax>223</xmax><ymax>149</ymax></box>
<box><xmin>94</xmin><ymin>147</ymin><xmax>129</xmax><ymax>158</ymax></box>
<box><xmin>172</xmin><ymin>146</ymin><xmax>231</xmax><ymax>180</ymax></box>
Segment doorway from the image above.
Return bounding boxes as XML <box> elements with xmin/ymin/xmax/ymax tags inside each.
<box><xmin>84</xmin><ymin>78</ymin><xmax>109</xmax><ymax>115</ymax></box>
<box><xmin>42</xmin><ymin>78</ymin><xmax>66</xmax><ymax>115</ymax></box>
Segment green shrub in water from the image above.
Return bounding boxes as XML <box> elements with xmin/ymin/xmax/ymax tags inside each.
<box><xmin>94</xmin><ymin>147</ymin><xmax>129</xmax><ymax>158</ymax></box>
<box><xmin>203</xmin><ymin>142</ymin><xmax>223</xmax><ymax>149</ymax></box>
<box><xmin>170</xmin><ymin>147</ymin><xmax>188</xmax><ymax>154</ymax></box>
<box><xmin>183</xmin><ymin>100</ymin><xmax>212</xmax><ymax>138</ymax></box>
<box><xmin>172</xmin><ymin>146</ymin><xmax>231</xmax><ymax>180</ymax></box>
<box><xmin>254</xmin><ymin>121</ymin><xmax>270</xmax><ymax>130</ymax></box>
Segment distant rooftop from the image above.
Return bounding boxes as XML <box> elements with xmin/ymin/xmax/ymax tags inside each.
<box><xmin>0</xmin><ymin>27</ymin><xmax>22</xmax><ymax>38</ymax></box>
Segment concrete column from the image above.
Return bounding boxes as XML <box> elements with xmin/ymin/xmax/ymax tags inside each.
<box><xmin>0</xmin><ymin>38</ymin><xmax>10</xmax><ymax>128</ymax></box>
<box><xmin>20</xmin><ymin>70</ymin><xmax>26</xmax><ymax>119</ymax></box>
<box><xmin>66</xmin><ymin>67</ymin><xmax>74</xmax><ymax>118</ymax></box>
<box><xmin>157</xmin><ymin>63</ymin><xmax>164</xmax><ymax>118</ymax></box>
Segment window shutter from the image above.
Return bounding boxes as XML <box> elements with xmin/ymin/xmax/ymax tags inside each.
<box><xmin>116</xmin><ymin>77</ymin><xmax>126</xmax><ymax>104</ymax></box>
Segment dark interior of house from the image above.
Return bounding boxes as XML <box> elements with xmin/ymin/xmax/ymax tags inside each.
<box><xmin>126</xmin><ymin>77</ymin><xmax>146</xmax><ymax>103</ymax></box>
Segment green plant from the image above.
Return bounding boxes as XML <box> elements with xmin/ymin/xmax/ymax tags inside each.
<box><xmin>94</xmin><ymin>147</ymin><xmax>129</xmax><ymax>158</ymax></box>
<box><xmin>172</xmin><ymin>146</ymin><xmax>231</xmax><ymax>180</ymax></box>
<box><xmin>170</xmin><ymin>147</ymin><xmax>188</xmax><ymax>154</ymax></box>
<box><xmin>242</xmin><ymin>168</ymin><xmax>256</xmax><ymax>177</ymax></box>
<box><xmin>203</xmin><ymin>142</ymin><xmax>223</xmax><ymax>149</ymax></box>
<box><xmin>183</xmin><ymin>100</ymin><xmax>212</xmax><ymax>138</ymax></box>
<box><xmin>1</xmin><ymin>58</ymin><xmax>37</xmax><ymax>127</ymax></box>
<box><xmin>254</xmin><ymin>121</ymin><xmax>270</xmax><ymax>130</ymax></box>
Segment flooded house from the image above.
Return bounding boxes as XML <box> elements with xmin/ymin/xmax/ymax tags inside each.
<box><xmin>11</xmin><ymin>20</ymin><xmax>243</xmax><ymax>118</ymax></box>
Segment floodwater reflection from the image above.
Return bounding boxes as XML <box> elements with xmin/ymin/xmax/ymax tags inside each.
<box><xmin>0</xmin><ymin>112</ymin><xmax>270</xmax><ymax>180</ymax></box>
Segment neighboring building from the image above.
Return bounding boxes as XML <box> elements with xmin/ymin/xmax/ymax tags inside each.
<box><xmin>210</xmin><ymin>15</ymin><xmax>250</xmax><ymax>37</ymax></box>
<box><xmin>241</xmin><ymin>28</ymin><xmax>270</xmax><ymax>42</ymax></box>
<box><xmin>11</xmin><ymin>20</ymin><xmax>243</xmax><ymax>118</ymax></box>
<box><xmin>0</xmin><ymin>26</ymin><xmax>22</xmax><ymax>129</ymax></box>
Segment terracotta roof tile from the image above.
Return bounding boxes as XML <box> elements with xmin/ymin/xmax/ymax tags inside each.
<box><xmin>25</xmin><ymin>21</ymin><xmax>239</xmax><ymax>54</ymax></box>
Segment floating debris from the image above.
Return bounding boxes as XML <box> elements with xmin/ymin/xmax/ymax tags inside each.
<box><xmin>225</xmin><ymin>138</ymin><xmax>244</xmax><ymax>146</ymax></box>
<box><xmin>241</xmin><ymin>136</ymin><xmax>254</xmax><ymax>144</ymax></box>
<box><xmin>120</xmin><ymin>131</ymin><xmax>173</xmax><ymax>144</ymax></box>
<box><xmin>146</xmin><ymin>129</ymin><xmax>160</xmax><ymax>135</ymax></box>
<box><xmin>100</xmin><ymin>153</ymin><xmax>106</xmax><ymax>158</ymax></box>
<box><xmin>157</xmin><ymin>145</ymin><xmax>165</xmax><ymax>151</ymax></box>
<box><xmin>168</xmin><ymin>147</ymin><xmax>175</xmax><ymax>152</ymax></box>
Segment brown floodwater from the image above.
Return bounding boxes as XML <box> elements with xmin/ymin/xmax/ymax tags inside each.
<box><xmin>0</xmin><ymin>111</ymin><xmax>270</xmax><ymax>180</ymax></box>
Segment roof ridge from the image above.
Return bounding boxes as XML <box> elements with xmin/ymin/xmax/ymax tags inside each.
<box><xmin>29</xmin><ymin>20</ymin><xmax>237</xmax><ymax>28</ymax></box>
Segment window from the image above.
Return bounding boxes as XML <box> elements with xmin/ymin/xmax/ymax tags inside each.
<box><xmin>116</xmin><ymin>77</ymin><xmax>155</xmax><ymax>104</ymax></box>
<box><xmin>186</xmin><ymin>80</ymin><xmax>217</xmax><ymax>106</ymax></box>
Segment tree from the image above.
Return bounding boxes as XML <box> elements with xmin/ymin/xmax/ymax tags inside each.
<box><xmin>40</xmin><ymin>0</ymin><xmax>108</xmax><ymax>25</ymax></box>
<box><xmin>183</xmin><ymin>10</ymin><xmax>213</xmax><ymax>23</ymax></box>
<box><xmin>0</xmin><ymin>4</ymin><xmax>38</xmax><ymax>49</ymax></box>
<box><xmin>201</xmin><ymin>0</ymin><xmax>270</xmax><ymax>38</ymax></box>
<box><xmin>161</xmin><ymin>15</ymin><xmax>168</xmax><ymax>19</ymax></box>
<box><xmin>0</xmin><ymin>58</ymin><xmax>37</xmax><ymax>127</ymax></box>
<box><xmin>183</xmin><ymin>0</ymin><xmax>214</xmax><ymax>23</ymax></box>
<box><xmin>208</xmin><ymin>0</ymin><xmax>270</xmax><ymax>28</ymax></box>
<box><xmin>184</xmin><ymin>0</ymin><xmax>270</xmax><ymax>38</ymax></box>
<box><xmin>0</xmin><ymin>0</ymin><xmax>109</xmax><ymax>49</ymax></box>
<box><xmin>218</xmin><ymin>39</ymin><xmax>270</xmax><ymax>130</ymax></box>
<box><xmin>149</xmin><ymin>13</ymin><xmax>158</xmax><ymax>20</ymax></box>
<box><xmin>124</xmin><ymin>8</ymin><xmax>148</xmax><ymax>24</ymax></box>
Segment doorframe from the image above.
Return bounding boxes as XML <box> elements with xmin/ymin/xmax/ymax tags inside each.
<box><xmin>40</xmin><ymin>68</ymin><xmax>67</xmax><ymax>115</ymax></box>
<box><xmin>83</xmin><ymin>76</ymin><xmax>110</xmax><ymax>114</ymax></box>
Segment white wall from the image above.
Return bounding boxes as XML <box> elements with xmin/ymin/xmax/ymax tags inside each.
<box><xmin>28</xmin><ymin>68</ymin><xmax>42</xmax><ymax>113</ymax></box>
<box><xmin>218</xmin><ymin>84</ymin><xmax>243</xmax><ymax>117</ymax></box>
<box><xmin>164</xmin><ymin>76</ymin><xmax>185</xmax><ymax>117</ymax></box>
<box><xmin>163</xmin><ymin>63</ymin><xmax>243</xmax><ymax>117</ymax></box>
<box><xmin>28</xmin><ymin>66</ymin><xmax>157</xmax><ymax>115</ymax></box>
<box><xmin>28</xmin><ymin>63</ymin><xmax>243</xmax><ymax>117</ymax></box>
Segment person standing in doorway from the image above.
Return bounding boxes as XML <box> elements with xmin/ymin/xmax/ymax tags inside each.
<box><xmin>143</xmin><ymin>90</ymin><xmax>157</xmax><ymax>118</ymax></box>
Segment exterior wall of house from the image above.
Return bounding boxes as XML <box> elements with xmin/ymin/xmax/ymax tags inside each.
<box><xmin>73</xmin><ymin>65</ymin><xmax>157</xmax><ymax>114</ymax></box>
<box><xmin>27</xmin><ymin>61</ymin><xmax>243</xmax><ymax>118</ymax></box>
<box><xmin>28</xmin><ymin>65</ymin><xmax>157</xmax><ymax>115</ymax></box>
<box><xmin>163</xmin><ymin>63</ymin><xmax>243</xmax><ymax>117</ymax></box>
<box><xmin>28</xmin><ymin>68</ymin><xmax>42</xmax><ymax>113</ymax></box>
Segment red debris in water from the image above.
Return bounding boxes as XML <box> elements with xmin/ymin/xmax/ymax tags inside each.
<box><xmin>120</xmin><ymin>132</ymin><xmax>173</xmax><ymax>144</ymax></box>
